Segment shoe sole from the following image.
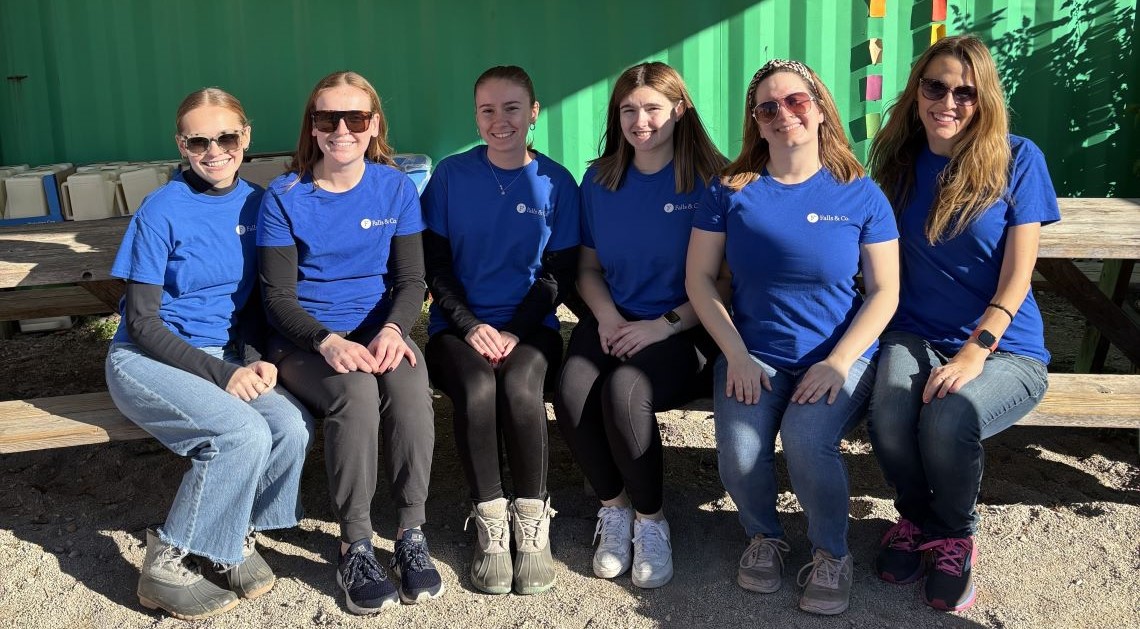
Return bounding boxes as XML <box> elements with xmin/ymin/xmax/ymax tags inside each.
<box><xmin>336</xmin><ymin>570</ymin><xmax>399</xmax><ymax>615</ymax></box>
<box><xmin>139</xmin><ymin>595</ymin><xmax>239</xmax><ymax>620</ymax></box>
<box><xmin>737</xmin><ymin>571</ymin><xmax>782</xmax><ymax>593</ymax></box>
<box><xmin>238</xmin><ymin>577</ymin><xmax>276</xmax><ymax>600</ymax></box>
<box><xmin>878</xmin><ymin>564</ymin><xmax>924</xmax><ymax>585</ymax></box>
<box><xmin>925</xmin><ymin>584</ymin><xmax>977</xmax><ymax>612</ymax></box>
<box><xmin>631</xmin><ymin>566</ymin><xmax>673</xmax><ymax>589</ymax></box>
<box><xmin>592</xmin><ymin>557</ymin><xmax>631</xmax><ymax>579</ymax></box>
<box><xmin>514</xmin><ymin>579</ymin><xmax>556</xmax><ymax>596</ymax></box>
<box><xmin>799</xmin><ymin>598</ymin><xmax>850</xmax><ymax>616</ymax></box>
<box><xmin>399</xmin><ymin>583</ymin><xmax>445</xmax><ymax>604</ymax></box>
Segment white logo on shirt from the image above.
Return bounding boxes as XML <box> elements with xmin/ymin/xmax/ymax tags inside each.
<box><xmin>665</xmin><ymin>202</ymin><xmax>697</xmax><ymax>213</ymax></box>
<box><xmin>235</xmin><ymin>224</ymin><xmax>256</xmax><ymax>235</ymax></box>
<box><xmin>516</xmin><ymin>203</ymin><xmax>527</xmax><ymax>213</ymax></box>
<box><xmin>360</xmin><ymin>218</ymin><xmax>399</xmax><ymax>229</ymax></box>
<box><xmin>515</xmin><ymin>203</ymin><xmax>551</xmax><ymax>217</ymax></box>
<box><xmin>664</xmin><ymin>203</ymin><xmax>675</xmax><ymax>213</ymax></box>
<box><xmin>806</xmin><ymin>212</ymin><xmax>848</xmax><ymax>223</ymax></box>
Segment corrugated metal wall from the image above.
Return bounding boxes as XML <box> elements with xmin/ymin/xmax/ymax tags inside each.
<box><xmin>1</xmin><ymin>0</ymin><xmax>1136</xmax><ymax>195</ymax></box>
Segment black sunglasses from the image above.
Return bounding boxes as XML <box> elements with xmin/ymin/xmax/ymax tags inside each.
<box><xmin>751</xmin><ymin>92</ymin><xmax>816</xmax><ymax>125</ymax></box>
<box><xmin>918</xmin><ymin>78</ymin><xmax>978</xmax><ymax>106</ymax></box>
<box><xmin>311</xmin><ymin>110</ymin><xmax>373</xmax><ymax>133</ymax></box>
<box><xmin>180</xmin><ymin>130</ymin><xmax>244</xmax><ymax>155</ymax></box>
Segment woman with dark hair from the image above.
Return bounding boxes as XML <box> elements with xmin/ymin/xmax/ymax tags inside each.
<box><xmin>687</xmin><ymin>59</ymin><xmax>899</xmax><ymax>615</ymax></box>
<box><xmin>257</xmin><ymin>71</ymin><xmax>441</xmax><ymax>614</ymax></box>
<box><xmin>867</xmin><ymin>35</ymin><xmax>1058</xmax><ymax>612</ymax></box>
<box><xmin>105</xmin><ymin>87</ymin><xmax>313</xmax><ymax>620</ymax></box>
<box><xmin>421</xmin><ymin>65</ymin><xmax>579</xmax><ymax>596</ymax></box>
<box><xmin>553</xmin><ymin>61</ymin><xmax>724</xmax><ymax>590</ymax></box>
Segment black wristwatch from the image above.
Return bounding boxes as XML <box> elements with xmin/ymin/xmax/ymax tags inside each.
<box><xmin>662</xmin><ymin>309</ymin><xmax>681</xmax><ymax>332</ymax></box>
<box><xmin>970</xmin><ymin>328</ymin><xmax>998</xmax><ymax>352</ymax></box>
<box><xmin>313</xmin><ymin>329</ymin><xmax>334</xmax><ymax>352</ymax></box>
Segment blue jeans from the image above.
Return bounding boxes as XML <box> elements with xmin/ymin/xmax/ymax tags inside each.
<box><xmin>714</xmin><ymin>354</ymin><xmax>874</xmax><ymax>557</ymax></box>
<box><xmin>106</xmin><ymin>343</ymin><xmax>314</xmax><ymax>565</ymax></box>
<box><xmin>867</xmin><ymin>331</ymin><xmax>1048</xmax><ymax>538</ymax></box>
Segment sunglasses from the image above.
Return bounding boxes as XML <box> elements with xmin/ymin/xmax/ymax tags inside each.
<box><xmin>751</xmin><ymin>92</ymin><xmax>816</xmax><ymax>125</ymax></box>
<box><xmin>180</xmin><ymin>130</ymin><xmax>244</xmax><ymax>155</ymax></box>
<box><xmin>918</xmin><ymin>78</ymin><xmax>978</xmax><ymax>106</ymax></box>
<box><xmin>311</xmin><ymin>110</ymin><xmax>374</xmax><ymax>133</ymax></box>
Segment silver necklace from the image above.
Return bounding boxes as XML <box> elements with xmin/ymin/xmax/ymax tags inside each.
<box><xmin>487</xmin><ymin>157</ymin><xmax>525</xmax><ymax>195</ymax></box>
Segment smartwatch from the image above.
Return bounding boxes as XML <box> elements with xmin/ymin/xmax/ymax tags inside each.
<box><xmin>662</xmin><ymin>309</ymin><xmax>681</xmax><ymax>332</ymax></box>
<box><xmin>313</xmin><ymin>329</ymin><xmax>334</xmax><ymax>352</ymax></box>
<box><xmin>970</xmin><ymin>328</ymin><xmax>998</xmax><ymax>352</ymax></box>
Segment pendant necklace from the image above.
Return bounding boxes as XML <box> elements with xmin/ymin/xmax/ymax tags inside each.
<box><xmin>487</xmin><ymin>156</ymin><xmax>525</xmax><ymax>195</ymax></box>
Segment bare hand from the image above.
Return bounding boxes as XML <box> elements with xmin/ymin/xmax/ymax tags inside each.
<box><xmin>465</xmin><ymin>324</ymin><xmax>507</xmax><ymax>364</ymax></box>
<box><xmin>922</xmin><ymin>355</ymin><xmax>985</xmax><ymax>403</ymax></box>
<box><xmin>596</xmin><ymin>314</ymin><xmax>629</xmax><ymax>356</ymax></box>
<box><xmin>248</xmin><ymin>361</ymin><xmax>278</xmax><ymax>389</ymax></box>
<box><xmin>319</xmin><ymin>334</ymin><xmax>381</xmax><ymax>374</ymax></box>
<box><xmin>791</xmin><ymin>358</ymin><xmax>849</xmax><ymax>405</ymax></box>
<box><xmin>608</xmin><ymin>319</ymin><xmax>671</xmax><ymax>360</ymax></box>
<box><xmin>724</xmin><ymin>355</ymin><xmax>771</xmax><ymax>405</ymax></box>
<box><xmin>226</xmin><ymin>365</ymin><xmax>272</xmax><ymax>401</ymax></box>
<box><xmin>368</xmin><ymin>325</ymin><xmax>416</xmax><ymax>372</ymax></box>
<box><xmin>498</xmin><ymin>331</ymin><xmax>520</xmax><ymax>365</ymax></box>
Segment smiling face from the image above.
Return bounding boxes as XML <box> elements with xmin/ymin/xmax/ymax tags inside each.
<box><xmin>310</xmin><ymin>84</ymin><xmax>379</xmax><ymax>168</ymax></box>
<box><xmin>752</xmin><ymin>71</ymin><xmax>823</xmax><ymax>152</ymax></box>
<box><xmin>475</xmin><ymin>78</ymin><xmax>538</xmax><ymax>158</ymax></box>
<box><xmin>176</xmin><ymin>105</ymin><xmax>249</xmax><ymax>189</ymax></box>
<box><xmin>619</xmin><ymin>85</ymin><xmax>684</xmax><ymax>161</ymax></box>
<box><xmin>918</xmin><ymin>54</ymin><xmax>978</xmax><ymax>156</ymax></box>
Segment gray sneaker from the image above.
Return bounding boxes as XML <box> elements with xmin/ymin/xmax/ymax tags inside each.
<box><xmin>510</xmin><ymin>497</ymin><xmax>557</xmax><ymax>595</ymax></box>
<box><xmin>464</xmin><ymin>498</ymin><xmax>512</xmax><ymax>595</ymax></box>
<box><xmin>225</xmin><ymin>531</ymin><xmax>276</xmax><ymax>599</ymax></box>
<box><xmin>796</xmin><ymin>549</ymin><xmax>853</xmax><ymax>615</ymax></box>
<box><xmin>737</xmin><ymin>534</ymin><xmax>791</xmax><ymax>593</ymax></box>
<box><xmin>137</xmin><ymin>528</ymin><xmax>239</xmax><ymax>620</ymax></box>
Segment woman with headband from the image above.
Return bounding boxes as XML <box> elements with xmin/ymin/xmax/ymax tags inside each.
<box><xmin>686</xmin><ymin>59</ymin><xmax>899</xmax><ymax>615</ymax></box>
<box><xmin>867</xmin><ymin>35</ymin><xmax>1058</xmax><ymax>612</ymax></box>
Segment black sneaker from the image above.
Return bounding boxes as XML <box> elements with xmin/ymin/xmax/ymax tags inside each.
<box><xmin>919</xmin><ymin>536</ymin><xmax>978</xmax><ymax>612</ymax></box>
<box><xmin>875</xmin><ymin>518</ymin><xmax>925</xmax><ymax>584</ymax></box>
<box><xmin>337</xmin><ymin>539</ymin><xmax>398</xmax><ymax>615</ymax></box>
<box><xmin>391</xmin><ymin>529</ymin><xmax>444</xmax><ymax>603</ymax></box>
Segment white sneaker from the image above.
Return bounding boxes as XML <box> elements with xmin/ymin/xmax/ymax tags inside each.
<box><xmin>631</xmin><ymin>518</ymin><xmax>673</xmax><ymax>588</ymax></box>
<box><xmin>592</xmin><ymin>505</ymin><xmax>633</xmax><ymax>578</ymax></box>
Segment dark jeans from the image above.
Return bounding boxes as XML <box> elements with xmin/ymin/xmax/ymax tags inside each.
<box><xmin>867</xmin><ymin>330</ymin><xmax>1048</xmax><ymax>538</ymax></box>
<box><xmin>553</xmin><ymin>315</ymin><xmax>716</xmax><ymax>514</ymax></box>
<box><xmin>425</xmin><ymin>326</ymin><xmax>563</xmax><ymax>503</ymax></box>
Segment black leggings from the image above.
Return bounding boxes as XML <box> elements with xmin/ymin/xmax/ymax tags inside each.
<box><xmin>425</xmin><ymin>326</ymin><xmax>563</xmax><ymax>503</ymax></box>
<box><xmin>553</xmin><ymin>315</ymin><xmax>716</xmax><ymax>514</ymax></box>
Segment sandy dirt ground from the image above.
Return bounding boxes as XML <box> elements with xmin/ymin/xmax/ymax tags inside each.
<box><xmin>0</xmin><ymin>299</ymin><xmax>1137</xmax><ymax>629</ymax></box>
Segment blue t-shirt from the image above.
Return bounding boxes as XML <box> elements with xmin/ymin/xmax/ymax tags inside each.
<box><xmin>580</xmin><ymin>161</ymin><xmax>707</xmax><ymax>320</ymax></box>
<box><xmin>110</xmin><ymin>172</ymin><xmax>263</xmax><ymax>347</ymax></box>
<box><xmin>693</xmin><ymin>169</ymin><xmax>898</xmax><ymax>370</ymax></box>
<box><xmin>420</xmin><ymin>146</ymin><xmax>580</xmax><ymax>335</ymax></box>
<box><xmin>889</xmin><ymin>135</ymin><xmax>1060</xmax><ymax>364</ymax></box>
<box><xmin>257</xmin><ymin>162</ymin><xmax>425</xmax><ymax>332</ymax></box>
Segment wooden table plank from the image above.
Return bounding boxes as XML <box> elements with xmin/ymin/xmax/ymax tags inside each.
<box><xmin>0</xmin><ymin>286</ymin><xmax>113</xmax><ymax>319</ymax></box>
<box><xmin>1041</xmin><ymin>198</ymin><xmax>1140</xmax><ymax>259</ymax></box>
<box><xmin>0</xmin><ymin>392</ymin><xmax>149</xmax><ymax>454</ymax></box>
<box><xmin>0</xmin><ymin>216</ymin><xmax>130</xmax><ymax>289</ymax></box>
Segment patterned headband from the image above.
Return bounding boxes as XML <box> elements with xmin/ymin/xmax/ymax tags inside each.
<box><xmin>746</xmin><ymin>59</ymin><xmax>818</xmax><ymax>108</ymax></box>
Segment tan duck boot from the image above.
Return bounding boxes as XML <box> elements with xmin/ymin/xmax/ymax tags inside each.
<box><xmin>137</xmin><ymin>528</ymin><xmax>239</xmax><ymax>620</ymax></box>
<box><xmin>464</xmin><ymin>497</ymin><xmax>512</xmax><ymax>594</ymax></box>
<box><xmin>510</xmin><ymin>497</ymin><xmax>556</xmax><ymax>595</ymax></box>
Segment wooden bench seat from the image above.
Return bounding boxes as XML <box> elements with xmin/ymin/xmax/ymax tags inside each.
<box><xmin>2</xmin><ymin>373</ymin><xmax>1138</xmax><ymax>454</ymax></box>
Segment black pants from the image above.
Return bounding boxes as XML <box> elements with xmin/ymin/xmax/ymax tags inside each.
<box><xmin>553</xmin><ymin>315</ymin><xmax>716</xmax><ymax>514</ymax></box>
<box><xmin>425</xmin><ymin>326</ymin><xmax>563</xmax><ymax>503</ymax></box>
<box><xmin>268</xmin><ymin>332</ymin><xmax>435</xmax><ymax>543</ymax></box>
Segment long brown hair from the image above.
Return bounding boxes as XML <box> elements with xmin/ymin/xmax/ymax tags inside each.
<box><xmin>721</xmin><ymin>59</ymin><xmax>863</xmax><ymax>191</ymax></box>
<box><xmin>288</xmin><ymin>71</ymin><xmax>395</xmax><ymax>182</ymax></box>
<box><xmin>868</xmin><ymin>35</ymin><xmax>1010</xmax><ymax>243</ymax></box>
<box><xmin>590</xmin><ymin>62</ymin><xmax>726</xmax><ymax>193</ymax></box>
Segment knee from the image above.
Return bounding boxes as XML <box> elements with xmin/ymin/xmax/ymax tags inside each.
<box><xmin>320</xmin><ymin>372</ymin><xmax>380</xmax><ymax>418</ymax></box>
<box><xmin>214</xmin><ymin>414</ymin><xmax>274</xmax><ymax>462</ymax></box>
<box><xmin>920</xmin><ymin>396</ymin><xmax>982</xmax><ymax>447</ymax></box>
<box><xmin>602</xmin><ymin>366</ymin><xmax>652</xmax><ymax>420</ymax></box>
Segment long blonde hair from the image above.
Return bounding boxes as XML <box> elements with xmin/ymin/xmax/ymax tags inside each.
<box><xmin>868</xmin><ymin>35</ymin><xmax>1010</xmax><ymax>243</ymax></box>
<box><xmin>288</xmin><ymin>71</ymin><xmax>395</xmax><ymax>182</ymax></box>
<box><xmin>722</xmin><ymin>59</ymin><xmax>863</xmax><ymax>191</ymax></box>
<box><xmin>590</xmin><ymin>62</ymin><xmax>726</xmax><ymax>193</ymax></box>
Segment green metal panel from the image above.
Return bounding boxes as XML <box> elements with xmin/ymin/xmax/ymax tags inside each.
<box><xmin>1</xmin><ymin>0</ymin><xmax>1136</xmax><ymax>195</ymax></box>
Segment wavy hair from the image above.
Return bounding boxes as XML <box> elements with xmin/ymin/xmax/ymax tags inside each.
<box><xmin>722</xmin><ymin>59</ymin><xmax>863</xmax><ymax>190</ymax></box>
<box><xmin>590</xmin><ymin>62</ymin><xmax>726</xmax><ymax>193</ymax></box>
<box><xmin>868</xmin><ymin>35</ymin><xmax>1010</xmax><ymax>243</ymax></box>
<box><xmin>288</xmin><ymin>71</ymin><xmax>395</xmax><ymax>182</ymax></box>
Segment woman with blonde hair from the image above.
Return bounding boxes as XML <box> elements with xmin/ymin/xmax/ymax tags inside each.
<box><xmin>687</xmin><ymin>59</ymin><xmax>899</xmax><ymax>615</ymax></box>
<box><xmin>554</xmin><ymin>61</ymin><xmax>725</xmax><ymax>589</ymax></box>
<box><xmin>258</xmin><ymin>71</ymin><xmax>441</xmax><ymax>614</ymax></box>
<box><xmin>867</xmin><ymin>35</ymin><xmax>1058</xmax><ymax>612</ymax></box>
<box><xmin>106</xmin><ymin>87</ymin><xmax>313</xmax><ymax>620</ymax></box>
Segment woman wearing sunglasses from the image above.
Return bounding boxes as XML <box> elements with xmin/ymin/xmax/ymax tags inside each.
<box><xmin>866</xmin><ymin>35</ymin><xmax>1058</xmax><ymax>612</ymax></box>
<box><xmin>553</xmin><ymin>61</ymin><xmax>724</xmax><ymax>589</ymax></box>
<box><xmin>105</xmin><ymin>88</ymin><xmax>313</xmax><ymax>620</ymax></box>
<box><xmin>420</xmin><ymin>65</ymin><xmax>579</xmax><ymax>596</ymax></box>
<box><xmin>686</xmin><ymin>59</ymin><xmax>899</xmax><ymax>615</ymax></box>
<box><xmin>257</xmin><ymin>71</ymin><xmax>441</xmax><ymax>614</ymax></box>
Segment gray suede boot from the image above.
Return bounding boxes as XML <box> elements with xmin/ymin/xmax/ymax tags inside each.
<box><xmin>510</xmin><ymin>497</ymin><xmax>556</xmax><ymax>595</ymax></box>
<box><xmin>225</xmin><ymin>531</ymin><xmax>276</xmax><ymax>599</ymax></box>
<box><xmin>137</xmin><ymin>528</ymin><xmax>239</xmax><ymax>620</ymax></box>
<box><xmin>465</xmin><ymin>498</ymin><xmax>512</xmax><ymax>594</ymax></box>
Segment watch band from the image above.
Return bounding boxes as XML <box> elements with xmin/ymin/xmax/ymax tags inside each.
<box><xmin>969</xmin><ymin>328</ymin><xmax>998</xmax><ymax>352</ymax></box>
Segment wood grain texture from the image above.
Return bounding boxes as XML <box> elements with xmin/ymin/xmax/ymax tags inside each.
<box><xmin>0</xmin><ymin>216</ymin><xmax>130</xmax><ymax>289</ymax></box>
<box><xmin>0</xmin><ymin>286</ymin><xmax>113</xmax><ymax>319</ymax></box>
<box><xmin>1041</xmin><ymin>198</ymin><xmax>1140</xmax><ymax>259</ymax></box>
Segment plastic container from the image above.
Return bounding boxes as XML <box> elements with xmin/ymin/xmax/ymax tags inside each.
<box><xmin>61</xmin><ymin>171</ymin><xmax>122</xmax><ymax>220</ymax></box>
<box><xmin>18</xmin><ymin>316</ymin><xmax>75</xmax><ymax>333</ymax></box>
<box><xmin>393</xmin><ymin>153</ymin><xmax>432</xmax><ymax>195</ymax></box>
<box><xmin>240</xmin><ymin>156</ymin><xmax>292</xmax><ymax>189</ymax></box>
<box><xmin>118</xmin><ymin>166</ymin><xmax>163</xmax><ymax>214</ymax></box>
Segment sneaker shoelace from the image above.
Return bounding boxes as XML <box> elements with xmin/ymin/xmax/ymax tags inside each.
<box><xmin>919</xmin><ymin>537</ymin><xmax>973</xmax><ymax>577</ymax></box>
<box><xmin>393</xmin><ymin>537</ymin><xmax>432</xmax><ymax>572</ymax></box>
<box><xmin>739</xmin><ymin>536</ymin><xmax>790</xmax><ymax>570</ymax></box>
<box><xmin>632</xmin><ymin>520</ymin><xmax>670</xmax><ymax>563</ymax></box>
<box><xmin>593</xmin><ymin>506</ymin><xmax>632</xmax><ymax>549</ymax></box>
<box><xmin>343</xmin><ymin>548</ymin><xmax>386</xmax><ymax>589</ymax></box>
<box><xmin>797</xmin><ymin>553</ymin><xmax>845</xmax><ymax>589</ymax></box>
<box><xmin>880</xmin><ymin>518</ymin><xmax>922</xmax><ymax>551</ymax></box>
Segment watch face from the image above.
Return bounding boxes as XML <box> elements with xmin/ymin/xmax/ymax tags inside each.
<box><xmin>978</xmin><ymin>329</ymin><xmax>997</xmax><ymax>347</ymax></box>
<box><xmin>663</xmin><ymin>310</ymin><xmax>681</xmax><ymax>324</ymax></box>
